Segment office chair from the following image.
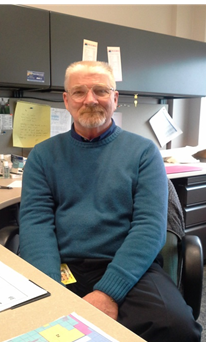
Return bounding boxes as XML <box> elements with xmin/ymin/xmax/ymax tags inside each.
<box><xmin>0</xmin><ymin>225</ymin><xmax>20</xmax><ymax>255</ymax></box>
<box><xmin>0</xmin><ymin>180</ymin><xmax>203</xmax><ymax>320</ymax></box>
<box><xmin>160</xmin><ymin>179</ymin><xmax>203</xmax><ymax>320</ymax></box>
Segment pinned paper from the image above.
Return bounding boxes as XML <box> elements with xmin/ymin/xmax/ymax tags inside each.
<box><xmin>0</xmin><ymin>114</ymin><xmax>13</xmax><ymax>131</ymax></box>
<box><xmin>82</xmin><ymin>39</ymin><xmax>98</xmax><ymax>61</ymax></box>
<box><xmin>50</xmin><ymin>108</ymin><xmax>71</xmax><ymax>137</ymax></box>
<box><xmin>149</xmin><ymin>107</ymin><xmax>182</xmax><ymax>147</ymax></box>
<box><xmin>13</xmin><ymin>101</ymin><xmax>50</xmax><ymax>148</ymax></box>
<box><xmin>107</xmin><ymin>46</ymin><xmax>122</xmax><ymax>82</ymax></box>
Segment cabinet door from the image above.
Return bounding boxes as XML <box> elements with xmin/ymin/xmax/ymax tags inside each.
<box><xmin>0</xmin><ymin>5</ymin><xmax>50</xmax><ymax>89</ymax></box>
<box><xmin>50</xmin><ymin>12</ymin><xmax>206</xmax><ymax>97</ymax></box>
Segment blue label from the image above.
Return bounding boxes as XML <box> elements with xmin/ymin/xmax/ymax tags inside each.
<box><xmin>27</xmin><ymin>70</ymin><xmax>45</xmax><ymax>83</ymax></box>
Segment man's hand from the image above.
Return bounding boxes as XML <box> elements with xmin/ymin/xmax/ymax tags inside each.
<box><xmin>83</xmin><ymin>290</ymin><xmax>118</xmax><ymax>320</ymax></box>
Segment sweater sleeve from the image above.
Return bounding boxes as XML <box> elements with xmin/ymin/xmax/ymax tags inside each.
<box><xmin>19</xmin><ymin>146</ymin><xmax>62</xmax><ymax>284</ymax></box>
<box><xmin>94</xmin><ymin>141</ymin><xmax>168</xmax><ymax>304</ymax></box>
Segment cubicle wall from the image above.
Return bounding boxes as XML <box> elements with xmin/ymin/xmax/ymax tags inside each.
<box><xmin>0</xmin><ymin>94</ymin><xmax>168</xmax><ymax>156</ymax></box>
<box><xmin>0</xmin><ymin>93</ymin><xmax>66</xmax><ymax>157</ymax></box>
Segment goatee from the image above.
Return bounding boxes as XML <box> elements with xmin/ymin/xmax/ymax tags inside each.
<box><xmin>78</xmin><ymin>107</ymin><xmax>106</xmax><ymax>128</ymax></box>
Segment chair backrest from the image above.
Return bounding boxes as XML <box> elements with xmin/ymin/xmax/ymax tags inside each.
<box><xmin>160</xmin><ymin>179</ymin><xmax>203</xmax><ymax>320</ymax></box>
<box><xmin>161</xmin><ymin>231</ymin><xmax>179</xmax><ymax>285</ymax></box>
<box><xmin>0</xmin><ymin>225</ymin><xmax>19</xmax><ymax>255</ymax></box>
<box><xmin>161</xmin><ymin>179</ymin><xmax>185</xmax><ymax>287</ymax></box>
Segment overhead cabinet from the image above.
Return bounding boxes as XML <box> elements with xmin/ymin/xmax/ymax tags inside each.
<box><xmin>1</xmin><ymin>5</ymin><xmax>206</xmax><ymax>98</ymax></box>
<box><xmin>50</xmin><ymin>12</ymin><xmax>206</xmax><ymax>98</ymax></box>
<box><xmin>0</xmin><ymin>5</ymin><xmax>50</xmax><ymax>90</ymax></box>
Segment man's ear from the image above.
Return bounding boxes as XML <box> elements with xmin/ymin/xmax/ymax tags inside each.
<box><xmin>63</xmin><ymin>92</ymin><xmax>69</xmax><ymax>111</ymax></box>
<box><xmin>114</xmin><ymin>91</ymin><xmax>119</xmax><ymax>110</ymax></box>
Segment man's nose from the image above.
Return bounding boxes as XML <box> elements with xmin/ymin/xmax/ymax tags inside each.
<box><xmin>83</xmin><ymin>89</ymin><xmax>98</xmax><ymax>104</ymax></box>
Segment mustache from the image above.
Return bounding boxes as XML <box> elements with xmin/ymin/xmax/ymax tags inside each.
<box><xmin>79</xmin><ymin>106</ymin><xmax>104</xmax><ymax>114</ymax></box>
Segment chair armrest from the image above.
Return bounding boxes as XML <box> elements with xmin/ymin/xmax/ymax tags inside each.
<box><xmin>160</xmin><ymin>231</ymin><xmax>179</xmax><ymax>286</ymax></box>
<box><xmin>182</xmin><ymin>235</ymin><xmax>203</xmax><ymax>320</ymax></box>
<box><xmin>0</xmin><ymin>225</ymin><xmax>19</xmax><ymax>254</ymax></box>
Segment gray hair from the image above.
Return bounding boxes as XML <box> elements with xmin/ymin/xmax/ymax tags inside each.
<box><xmin>64</xmin><ymin>61</ymin><xmax>116</xmax><ymax>91</ymax></box>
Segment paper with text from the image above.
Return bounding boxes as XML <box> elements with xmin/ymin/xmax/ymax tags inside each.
<box><xmin>13</xmin><ymin>101</ymin><xmax>50</xmax><ymax>148</ymax></box>
<box><xmin>82</xmin><ymin>39</ymin><xmax>98</xmax><ymax>61</ymax></box>
<box><xmin>0</xmin><ymin>261</ymin><xmax>48</xmax><ymax>312</ymax></box>
<box><xmin>0</xmin><ymin>114</ymin><xmax>13</xmax><ymax>131</ymax></box>
<box><xmin>3</xmin><ymin>312</ymin><xmax>119</xmax><ymax>342</ymax></box>
<box><xmin>51</xmin><ymin>108</ymin><xmax>71</xmax><ymax>137</ymax></box>
<box><xmin>107</xmin><ymin>47</ymin><xmax>122</xmax><ymax>82</ymax></box>
<box><xmin>149</xmin><ymin>107</ymin><xmax>182</xmax><ymax>147</ymax></box>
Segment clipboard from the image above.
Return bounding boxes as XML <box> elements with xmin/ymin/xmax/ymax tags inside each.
<box><xmin>11</xmin><ymin>281</ymin><xmax>50</xmax><ymax>310</ymax></box>
<box><xmin>0</xmin><ymin>261</ymin><xmax>50</xmax><ymax>312</ymax></box>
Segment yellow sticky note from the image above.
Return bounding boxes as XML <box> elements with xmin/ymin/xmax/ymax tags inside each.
<box><xmin>13</xmin><ymin>101</ymin><xmax>51</xmax><ymax>148</ymax></box>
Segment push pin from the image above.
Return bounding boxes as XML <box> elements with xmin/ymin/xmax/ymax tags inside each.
<box><xmin>134</xmin><ymin>94</ymin><xmax>138</xmax><ymax>107</ymax></box>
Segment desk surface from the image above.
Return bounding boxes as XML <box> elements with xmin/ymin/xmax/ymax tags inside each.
<box><xmin>0</xmin><ymin>245</ymin><xmax>145</xmax><ymax>342</ymax></box>
<box><xmin>0</xmin><ymin>178</ymin><xmax>21</xmax><ymax>210</ymax></box>
<box><xmin>165</xmin><ymin>162</ymin><xmax>206</xmax><ymax>179</ymax></box>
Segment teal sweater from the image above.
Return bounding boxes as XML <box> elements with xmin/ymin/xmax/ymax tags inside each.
<box><xmin>20</xmin><ymin>127</ymin><xmax>168</xmax><ymax>304</ymax></box>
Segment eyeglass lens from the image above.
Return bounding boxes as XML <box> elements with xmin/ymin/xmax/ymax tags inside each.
<box><xmin>70</xmin><ymin>85</ymin><xmax>113</xmax><ymax>100</ymax></box>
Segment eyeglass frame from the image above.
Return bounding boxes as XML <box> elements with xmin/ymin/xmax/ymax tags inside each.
<box><xmin>64</xmin><ymin>84</ymin><xmax>115</xmax><ymax>102</ymax></box>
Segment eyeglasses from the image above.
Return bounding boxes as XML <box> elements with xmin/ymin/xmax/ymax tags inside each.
<box><xmin>65</xmin><ymin>84</ymin><xmax>115</xmax><ymax>102</ymax></box>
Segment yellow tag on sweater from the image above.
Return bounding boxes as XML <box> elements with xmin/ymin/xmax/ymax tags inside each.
<box><xmin>61</xmin><ymin>264</ymin><xmax>77</xmax><ymax>285</ymax></box>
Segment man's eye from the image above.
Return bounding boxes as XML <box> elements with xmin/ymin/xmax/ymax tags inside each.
<box><xmin>95</xmin><ymin>87</ymin><xmax>109</xmax><ymax>96</ymax></box>
<box><xmin>73</xmin><ymin>90</ymin><xmax>85</xmax><ymax>97</ymax></box>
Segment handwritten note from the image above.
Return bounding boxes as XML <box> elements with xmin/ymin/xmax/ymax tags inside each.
<box><xmin>13</xmin><ymin>101</ymin><xmax>50</xmax><ymax>148</ymax></box>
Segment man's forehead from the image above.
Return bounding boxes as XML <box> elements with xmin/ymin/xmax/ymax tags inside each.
<box><xmin>69</xmin><ymin>70</ymin><xmax>110</xmax><ymax>85</ymax></box>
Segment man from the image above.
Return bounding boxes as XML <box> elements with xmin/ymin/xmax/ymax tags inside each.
<box><xmin>20</xmin><ymin>61</ymin><xmax>201</xmax><ymax>341</ymax></box>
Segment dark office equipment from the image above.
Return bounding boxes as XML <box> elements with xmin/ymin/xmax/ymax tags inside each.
<box><xmin>50</xmin><ymin>12</ymin><xmax>206</xmax><ymax>97</ymax></box>
<box><xmin>172</xmin><ymin>175</ymin><xmax>206</xmax><ymax>262</ymax></box>
<box><xmin>0</xmin><ymin>5</ymin><xmax>50</xmax><ymax>90</ymax></box>
<box><xmin>1</xmin><ymin>5</ymin><xmax>206</xmax><ymax>97</ymax></box>
<box><xmin>0</xmin><ymin>225</ymin><xmax>19</xmax><ymax>255</ymax></box>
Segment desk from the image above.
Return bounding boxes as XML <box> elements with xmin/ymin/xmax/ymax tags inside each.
<box><xmin>0</xmin><ymin>178</ymin><xmax>21</xmax><ymax>210</ymax></box>
<box><xmin>0</xmin><ymin>245</ymin><xmax>145</xmax><ymax>342</ymax></box>
<box><xmin>0</xmin><ymin>178</ymin><xmax>21</xmax><ymax>229</ymax></box>
<box><xmin>166</xmin><ymin>162</ymin><xmax>206</xmax><ymax>180</ymax></box>
<box><xmin>166</xmin><ymin>163</ymin><xmax>206</xmax><ymax>262</ymax></box>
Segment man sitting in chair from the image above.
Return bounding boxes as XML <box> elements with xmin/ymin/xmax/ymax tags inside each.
<box><xmin>20</xmin><ymin>61</ymin><xmax>202</xmax><ymax>342</ymax></box>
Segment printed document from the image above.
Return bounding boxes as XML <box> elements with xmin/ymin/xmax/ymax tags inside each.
<box><xmin>149</xmin><ymin>107</ymin><xmax>182</xmax><ymax>147</ymax></box>
<box><xmin>3</xmin><ymin>312</ymin><xmax>119</xmax><ymax>342</ymax></box>
<box><xmin>0</xmin><ymin>261</ymin><xmax>49</xmax><ymax>312</ymax></box>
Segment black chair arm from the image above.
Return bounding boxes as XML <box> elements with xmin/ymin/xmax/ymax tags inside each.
<box><xmin>182</xmin><ymin>235</ymin><xmax>203</xmax><ymax>320</ymax></box>
<box><xmin>0</xmin><ymin>225</ymin><xmax>19</xmax><ymax>254</ymax></box>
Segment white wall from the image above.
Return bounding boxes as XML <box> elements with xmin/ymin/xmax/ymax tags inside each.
<box><xmin>26</xmin><ymin>4</ymin><xmax>206</xmax><ymax>42</ymax></box>
<box><xmin>26</xmin><ymin>4</ymin><xmax>177</xmax><ymax>36</ymax></box>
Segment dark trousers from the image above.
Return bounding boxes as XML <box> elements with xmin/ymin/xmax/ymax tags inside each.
<box><xmin>67</xmin><ymin>259</ymin><xmax>202</xmax><ymax>342</ymax></box>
